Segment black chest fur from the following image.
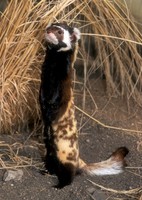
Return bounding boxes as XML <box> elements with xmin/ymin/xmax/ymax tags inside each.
<box><xmin>39</xmin><ymin>48</ymin><xmax>73</xmax><ymax>124</ymax></box>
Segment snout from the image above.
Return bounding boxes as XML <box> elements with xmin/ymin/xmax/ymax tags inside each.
<box><xmin>45</xmin><ymin>32</ymin><xmax>58</xmax><ymax>45</ymax></box>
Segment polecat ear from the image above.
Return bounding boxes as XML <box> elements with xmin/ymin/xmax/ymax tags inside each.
<box><xmin>71</xmin><ymin>28</ymin><xmax>81</xmax><ymax>42</ymax></box>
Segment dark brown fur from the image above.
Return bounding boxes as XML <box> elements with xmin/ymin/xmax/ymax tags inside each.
<box><xmin>39</xmin><ymin>23</ymin><xmax>129</xmax><ymax>188</ymax></box>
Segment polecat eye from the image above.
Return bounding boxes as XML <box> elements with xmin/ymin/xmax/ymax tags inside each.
<box><xmin>58</xmin><ymin>30</ymin><xmax>63</xmax><ymax>35</ymax></box>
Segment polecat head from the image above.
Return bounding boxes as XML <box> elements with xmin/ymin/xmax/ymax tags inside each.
<box><xmin>45</xmin><ymin>22</ymin><xmax>81</xmax><ymax>52</ymax></box>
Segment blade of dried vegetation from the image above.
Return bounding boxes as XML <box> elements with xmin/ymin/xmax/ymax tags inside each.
<box><xmin>88</xmin><ymin>179</ymin><xmax>142</xmax><ymax>199</ymax></box>
<box><xmin>0</xmin><ymin>140</ymin><xmax>42</xmax><ymax>169</ymax></box>
<box><xmin>0</xmin><ymin>0</ymin><xmax>78</xmax><ymax>134</ymax></box>
<box><xmin>74</xmin><ymin>0</ymin><xmax>142</xmax><ymax>103</ymax></box>
<box><xmin>0</xmin><ymin>1</ymin><xmax>141</xmax><ymax>197</ymax></box>
<box><xmin>1</xmin><ymin>0</ymin><xmax>142</xmax><ymax>135</ymax></box>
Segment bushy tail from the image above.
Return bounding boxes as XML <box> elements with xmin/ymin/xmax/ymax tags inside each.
<box><xmin>79</xmin><ymin>147</ymin><xmax>129</xmax><ymax>176</ymax></box>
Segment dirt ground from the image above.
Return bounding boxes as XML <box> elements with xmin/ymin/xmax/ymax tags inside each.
<box><xmin>0</xmin><ymin>78</ymin><xmax>142</xmax><ymax>200</ymax></box>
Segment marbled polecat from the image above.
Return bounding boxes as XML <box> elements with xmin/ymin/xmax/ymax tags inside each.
<box><xmin>39</xmin><ymin>22</ymin><xmax>129</xmax><ymax>188</ymax></box>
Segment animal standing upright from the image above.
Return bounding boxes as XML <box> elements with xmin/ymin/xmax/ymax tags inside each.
<box><xmin>39</xmin><ymin>22</ymin><xmax>129</xmax><ymax>188</ymax></box>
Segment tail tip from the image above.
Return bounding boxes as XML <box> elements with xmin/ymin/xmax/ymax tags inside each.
<box><xmin>111</xmin><ymin>146</ymin><xmax>129</xmax><ymax>162</ymax></box>
<box><xmin>115</xmin><ymin>146</ymin><xmax>129</xmax><ymax>157</ymax></box>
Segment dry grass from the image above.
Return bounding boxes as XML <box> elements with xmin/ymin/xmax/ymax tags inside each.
<box><xmin>74</xmin><ymin>0</ymin><xmax>142</xmax><ymax>102</ymax></box>
<box><xmin>0</xmin><ymin>0</ymin><xmax>81</xmax><ymax>134</ymax></box>
<box><xmin>0</xmin><ymin>140</ymin><xmax>42</xmax><ymax>170</ymax></box>
<box><xmin>0</xmin><ymin>0</ymin><xmax>45</xmax><ymax>133</ymax></box>
<box><xmin>0</xmin><ymin>1</ymin><xmax>141</xmax><ymax>198</ymax></box>
<box><xmin>1</xmin><ymin>0</ymin><xmax>142</xmax><ymax>134</ymax></box>
<box><xmin>88</xmin><ymin>179</ymin><xmax>142</xmax><ymax>200</ymax></box>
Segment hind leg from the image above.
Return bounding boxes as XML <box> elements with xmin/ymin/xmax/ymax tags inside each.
<box><xmin>42</xmin><ymin>126</ymin><xmax>57</xmax><ymax>175</ymax></box>
<box><xmin>55</xmin><ymin>162</ymin><xmax>76</xmax><ymax>188</ymax></box>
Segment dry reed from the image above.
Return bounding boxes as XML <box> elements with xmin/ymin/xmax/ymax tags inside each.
<box><xmin>0</xmin><ymin>0</ymin><xmax>79</xmax><ymax>134</ymax></box>
<box><xmin>88</xmin><ymin>179</ymin><xmax>142</xmax><ymax>200</ymax></box>
<box><xmin>0</xmin><ymin>140</ymin><xmax>42</xmax><ymax>169</ymax></box>
<box><xmin>74</xmin><ymin>0</ymin><xmax>142</xmax><ymax>103</ymax></box>
<box><xmin>0</xmin><ymin>1</ymin><xmax>141</xmax><ymax>198</ymax></box>
<box><xmin>0</xmin><ymin>1</ymin><xmax>142</xmax><ymax>133</ymax></box>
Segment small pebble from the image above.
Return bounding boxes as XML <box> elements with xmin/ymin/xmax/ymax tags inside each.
<box><xmin>87</xmin><ymin>187</ymin><xmax>95</xmax><ymax>194</ymax></box>
<box><xmin>3</xmin><ymin>169</ymin><xmax>23</xmax><ymax>182</ymax></box>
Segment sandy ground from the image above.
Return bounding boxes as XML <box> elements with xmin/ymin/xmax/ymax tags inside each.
<box><xmin>0</xmin><ymin>79</ymin><xmax>141</xmax><ymax>200</ymax></box>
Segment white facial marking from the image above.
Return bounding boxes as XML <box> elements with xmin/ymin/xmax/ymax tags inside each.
<box><xmin>53</xmin><ymin>25</ymin><xmax>72</xmax><ymax>52</ymax></box>
<box><xmin>60</xmin><ymin>29</ymin><xmax>71</xmax><ymax>51</ymax></box>
<box><xmin>45</xmin><ymin>32</ymin><xmax>58</xmax><ymax>45</ymax></box>
<box><xmin>45</xmin><ymin>24</ymin><xmax>80</xmax><ymax>51</ymax></box>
